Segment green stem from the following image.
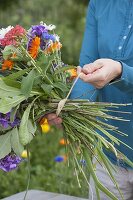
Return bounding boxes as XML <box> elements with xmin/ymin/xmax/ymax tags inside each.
<box><xmin>83</xmin><ymin>149</ymin><xmax>118</xmax><ymax>200</ymax></box>
<box><xmin>23</xmin><ymin>146</ymin><xmax>31</xmax><ymax>200</ymax></box>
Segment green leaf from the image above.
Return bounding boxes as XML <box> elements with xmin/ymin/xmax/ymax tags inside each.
<box><xmin>11</xmin><ymin>127</ymin><xmax>24</xmax><ymax>156</ymax></box>
<box><xmin>1</xmin><ymin>45</ymin><xmax>16</xmax><ymax>60</ymax></box>
<box><xmin>21</xmin><ymin>69</ymin><xmax>36</xmax><ymax>97</ymax></box>
<box><xmin>0</xmin><ymin>96</ymin><xmax>26</xmax><ymax>114</ymax></box>
<box><xmin>41</xmin><ymin>83</ymin><xmax>54</xmax><ymax>95</ymax></box>
<box><xmin>10</xmin><ymin>105</ymin><xmax>19</xmax><ymax>123</ymax></box>
<box><xmin>54</xmin><ymin>65</ymin><xmax>76</xmax><ymax>74</ymax></box>
<box><xmin>19</xmin><ymin>104</ymin><xmax>34</xmax><ymax>146</ymax></box>
<box><xmin>2</xmin><ymin>68</ymin><xmax>31</xmax><ymax>80</ymax></box>
<box><xmin>0</xmin><ymin>132</ymin><xmax>11</xmax><ymax>159</ymax></box>
<box><xmin>54</xmin><ymin>82</ymin><xmax>68</xmax><ymax>92</ymax></box>
<box><xmin>27</xmin><ymin>119</ymin><xmax>37</xmax><ymax>136</ymax></box>
<box><xmin>0</xmin><ymin>79</ymin><xmax>21</xmax><ymax>97</ymax></box>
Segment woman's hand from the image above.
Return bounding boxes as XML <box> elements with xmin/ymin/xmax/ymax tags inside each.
<box><xmin>45</xmin><ymin>113</ymin><xmax>63</xmax><ymax>129</ymax></box>
<box><xmin>78</xmin><ymin>59</ymin><xmax>122</xmax><ymax>89</ymax></box>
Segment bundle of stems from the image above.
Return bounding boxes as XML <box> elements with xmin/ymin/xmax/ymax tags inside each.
<box><xmin>43</xmin><ymin>99</ymin><xmax>132</xmax><ymax>200</ymax></box>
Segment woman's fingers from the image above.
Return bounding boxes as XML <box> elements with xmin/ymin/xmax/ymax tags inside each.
<box><xmin>45</xmin><ymin>113</ymin><xmax>62</xmax><ymax>125</ymax></box>
<box><xmin>82</xmin><ymin>62</ymin><xmax>103</xmax><ymax>74</ymax></box>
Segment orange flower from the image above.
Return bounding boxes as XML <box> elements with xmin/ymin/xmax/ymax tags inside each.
<box><xmin>66</xmin><ymin>68</ymin><xmax>77</xmax><ymax>79</ymax></box>
<box><xmin>2</xmin><ymin>60</ymin><xmax>14</xmax><ymax>70</ymax></box>
<box><xmin>45</xmin><ymin>41</ymin><xmax>62</xmax><ymax>54</ymax></box>
<box><xmin>59</xmin><ymin>138</ymin><xmax>69</xmax><ymax>145</ymax></box>
<box><xmin>28</xmin><ymin>37</ymin><xmax>40</xmax><ymax>59</ymax></box>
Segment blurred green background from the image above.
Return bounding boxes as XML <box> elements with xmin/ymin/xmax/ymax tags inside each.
<box><xmin>0</xmin><ymin>0</ymin><xmax>89</xmax><ymax>199</ymax></box>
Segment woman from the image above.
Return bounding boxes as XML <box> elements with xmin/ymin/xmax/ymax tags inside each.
<box><xmin>70</xmin><ymin>0</ymin><xmax>133</xmax><ymax>199</ymax></box>
<box><xmin>48</xmin><ymin>0</ymin><xmax>133</xmax><ymax>199</ymax></box>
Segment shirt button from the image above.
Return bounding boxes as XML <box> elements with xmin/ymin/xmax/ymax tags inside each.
<box><xmin>118</xmin><ymin>46</ymin><xmax>122</xmax><ymax>50</ymax></box>
<box><xmin>128</xmin><ymin>25</ymin><xmax>132</xmax><ymax>29</ymax></box>
<box><xmin>123</xmin><ymin>36</ymin><xmax>127</xmax><ymax>40</ymax></box>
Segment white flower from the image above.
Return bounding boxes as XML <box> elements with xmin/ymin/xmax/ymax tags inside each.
<box><xmin>54</xmin><ymin>34</ymin><xmax>60</xmax><ymax>42</ymax></box>
<box><xmin>0</xmin><ymin>26</ymin><xmax>14</xmax><ymax>39</ymax></box>
<box><xmin>40</xmin><ymin>21</ymin><xmax>56</xmax><ymax>31</ymax></box>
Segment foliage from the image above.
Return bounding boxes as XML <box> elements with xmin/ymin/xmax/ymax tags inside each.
<box><xmin>0</xmin><ymin>129</ymin><xmax>88</xmax><ymax>199</ymax></box>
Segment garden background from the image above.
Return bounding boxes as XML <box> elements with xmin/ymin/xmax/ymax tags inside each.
<box><xmin>0</xmin><ymin>0</ymin><xmax>89</xmax><ymax>199</ymax></box>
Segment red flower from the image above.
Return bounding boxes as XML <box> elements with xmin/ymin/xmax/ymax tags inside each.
<box><xmin>0</xmin><ymin>25</ymin><xmax>26</xmax><ymax>46</ymax></box>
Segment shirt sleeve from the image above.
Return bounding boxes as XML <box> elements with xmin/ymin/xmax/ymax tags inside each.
<box><xmin>70</xmin><ymin>0</ymin><xmax>99</xmax><ymax>100</ymax></box>
<box><xmin>111</xmin><ymin>61</ymin><xmax>133</xmax><ymax>94</ymax></box>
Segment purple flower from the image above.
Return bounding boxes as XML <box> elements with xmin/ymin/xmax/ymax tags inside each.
<box><xmin>0</xmin><ymin>154</ymin><xmax>22</xmax><ymax>172</ymax></box>
<box><xmin>29</xmin><ymin>25</ymin><xmax>48</xmax><ymax>38</ymax></box>
<box><xmin>0</xmin><ymin>112</ymin><xmax>20</xmax><ymax>129</ymax></box>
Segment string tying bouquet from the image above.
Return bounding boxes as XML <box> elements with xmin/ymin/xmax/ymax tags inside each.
<box><xmin>0</xmin><ymin>22</ymin><xmax>133</xmax><ymax>200</ymax></box>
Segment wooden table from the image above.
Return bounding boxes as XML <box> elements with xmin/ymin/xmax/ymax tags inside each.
<box><xmin>2</xmin><ymin>190</ymin><xmax>87</xmax><ymax>200</ymax></box>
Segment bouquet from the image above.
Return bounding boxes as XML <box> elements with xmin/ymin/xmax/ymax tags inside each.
<box><xmin>0</xmin><ymin>22</ymin><xmax>132</xmax><ymax>200</ymax></box>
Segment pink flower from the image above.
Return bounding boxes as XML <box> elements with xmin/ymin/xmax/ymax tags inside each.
<box><xmin>0</xmin><ymin>25</ymin><xmax>26</xmax><ymax>46</ymax></box>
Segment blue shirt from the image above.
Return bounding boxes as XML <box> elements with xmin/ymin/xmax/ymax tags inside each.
<box><xmin>70</xmin><ymin>0</ymin><xmax>133</xmax><ymax>167</ymax></box>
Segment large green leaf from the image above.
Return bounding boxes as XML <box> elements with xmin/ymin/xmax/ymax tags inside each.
<box><xmin>19</xmin><ymin>104</ymin><xmax>35</xmax><ymax>146</ymax></box>
<box><xmin>0</xmin><ymin>79</ymin><xmax>21</xmax><ymax>97</ymax></box>
<box><xmin>41</xmin><ymin>83</ymin><xmax>54</xmax><ymax>95</ymax></box>
<box><xmin>0</xmin><ymin>132</ymin><xmax>11</xmax><ymax>159</ymax></box>
<box><xmin>21</xmin><ymin>69</ymin><xmax>36</xmax><ymax>97</ymax></box>
<box><xmin>11</xmin><ymin>127</ymin><xmax>24</xmax><ymax>156</ymax></box>
<box><xmin>0</xmin><ymin>96</ymin><xmax>26</xmax><ymax>114</ymax></box>
<box><xmin>54</xmin><ymin>82</ymin><xmax>68</xmax><ymax>92</ymax></box>
<box><xmin>2</xmin><ymin>68</ymin><xmax>31</xmax><ymax>80</ymax></box>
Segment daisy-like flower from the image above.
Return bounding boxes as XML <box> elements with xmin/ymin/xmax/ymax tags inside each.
<box><xmin>0</xmin><ymin>26</ymin><xmax>14</xmax><ymax>40</ymax></box>
<box><xmin>28</xmin><ymin>36</ymin><xmax>40</xmax><ymax>59</ymax></box>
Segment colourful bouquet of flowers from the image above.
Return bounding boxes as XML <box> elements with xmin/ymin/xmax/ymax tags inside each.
<box><xmin>0</xmin><ymin>22</ymin><xmax>132</xmax><ymax>200</ymax></box>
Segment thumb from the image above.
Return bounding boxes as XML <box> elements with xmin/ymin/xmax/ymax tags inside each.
<box><xmin>77</xmin><ymin>66</ymin><xmax>82</xmax><ymax>75</ymax></box>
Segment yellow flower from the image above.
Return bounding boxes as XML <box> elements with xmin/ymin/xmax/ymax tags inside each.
<box><xmin>40</xmin><ymin>118</ymin><xmax>50</xmax><ymax>133</ymax></box>
<box><xmin>21</xmin><ymin>150</ymin><xmax>28</xmax><ymax>158</ymax></box>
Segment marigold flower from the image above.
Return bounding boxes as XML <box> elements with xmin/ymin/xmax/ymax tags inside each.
<box><xmin>66</xmin><ymin>68</ymin><xmax>77</xmax><ymax>79</ymax></box>
<box><xmin>2</xmin><ymin>60</ymin><xmax>14</xmax><ymax>71</ymax></box>
<box><xmin>28</xmin><ymin>36</ymin><xmax>40</xmax><ymax>59</ymax></box>
<box><xmin>40</xmin><ymin>118</ymin><xmax>50</xmax><ymax>133</ymax></box>
<box><xmin>45</xmin><ymin>41</ymin><xmax>62</xmax><ymax>54</ymax></box>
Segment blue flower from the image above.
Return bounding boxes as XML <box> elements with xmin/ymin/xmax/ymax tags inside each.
<box><xmin>54</xmin><ymin>156</ymin><xmax>64</xmax><ymax>162</ymax></box>
<box><xmin>80</xmin><ymin>159</ymin><xmax>86</xmax><ymax>166</ymax></box>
